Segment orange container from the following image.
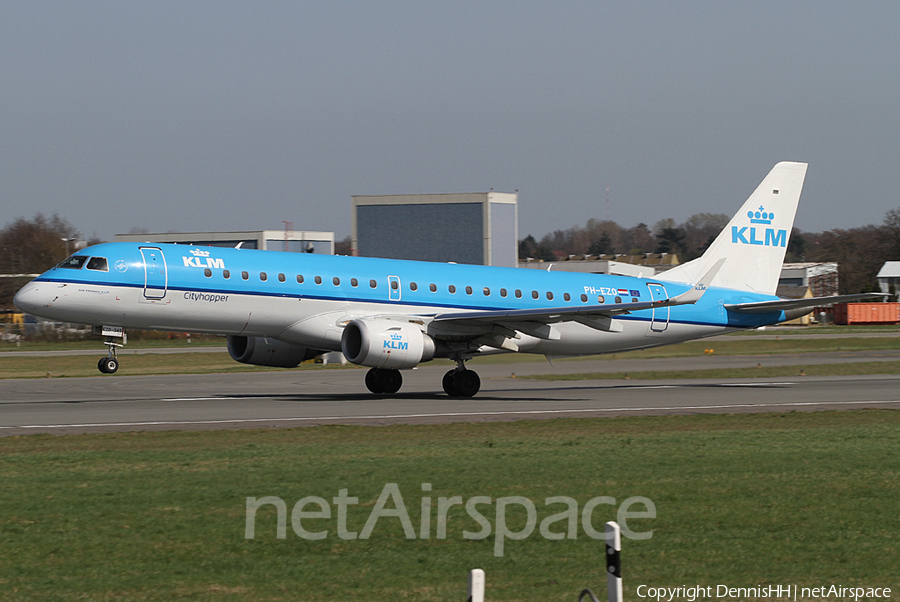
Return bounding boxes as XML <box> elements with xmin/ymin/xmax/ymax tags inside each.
<box><xmin>833</xmin><ymin>303</ymin><xmax>900</xmax><ymax>325</ymax></box>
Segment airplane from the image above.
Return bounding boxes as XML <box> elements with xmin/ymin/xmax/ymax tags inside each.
<box><xmin>13</xmin><ymin>162</ymin><xmax>882</xmax><ymax>397</ymax></box>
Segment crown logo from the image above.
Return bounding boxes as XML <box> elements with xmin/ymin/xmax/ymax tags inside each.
<box><xmin>748</xmin><ymin>206</ymin><xmax>774</xmax><ymax>225</ymax></box>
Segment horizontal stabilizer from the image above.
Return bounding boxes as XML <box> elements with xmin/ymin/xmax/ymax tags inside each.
<box><xmin>726</xmin><ymin>293</ymin><xmax>888</xmax><ymax>314</ymax></box>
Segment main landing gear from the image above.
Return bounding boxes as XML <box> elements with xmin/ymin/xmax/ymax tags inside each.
<box><xmin>364</xmin><ymin>360</ymin><xmax>482</xmax><ymax>397</ymax></box>
<box><xmin>442</xmin><ymin>358</ymin><xmax>481</xmax><ymax>397</ymax></box>
<box><xmin>365</xmin><ymin>367</ymin><xmax>403</xmax><ymax>395</ymax></box>
<box><xmin>442</xmin><ymin>368</ymin><xmax>480</xmax><ymax>397</ymax></box>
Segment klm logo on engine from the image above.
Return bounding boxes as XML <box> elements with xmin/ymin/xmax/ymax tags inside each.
<box><xmin>731</xmin><ymin>206</ymin><xmax>787</xmax><ymax>247</ymax></box>
<box><xmin>384</xmin><ymin>333</ymin><xmax>408</xmax><ymax>351</ymax></box>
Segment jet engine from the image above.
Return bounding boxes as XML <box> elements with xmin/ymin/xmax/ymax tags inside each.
<box><xmin>341</xmin><ymin>319</ymin><xmax>435</xmax><ymax>369</ymax></box>
<box><xmin>227</xmin><ymin>335</ymin><xmax>319</xmax><ymax>368</ymax></box>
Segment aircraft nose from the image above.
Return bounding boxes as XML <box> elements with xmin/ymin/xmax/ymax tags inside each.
<box><xmin>13</xmin><ymin>283</ymin><xmax>45</xmax><ymax>314</ymax></box>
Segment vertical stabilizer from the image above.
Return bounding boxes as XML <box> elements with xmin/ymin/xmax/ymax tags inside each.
<box><xmin>659</xmin><ymin>162</ymin><xmax>807</xmax><ymax>295</ymax></box>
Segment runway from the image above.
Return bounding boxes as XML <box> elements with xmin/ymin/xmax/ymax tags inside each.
<box><xmin>2</xmin><ymin>351</ymin><xmax>899</xmax><ymax>436</ymax></box>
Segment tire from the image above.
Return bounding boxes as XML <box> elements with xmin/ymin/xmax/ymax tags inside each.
<box><xmin>365</xmin><ymin>368</ymin><xmax>383</xmax><ymax>394</ymax></box>
<box><xmin>456</xmin><ymin>370</ymin><xmax>480</xmax><ymax>397</ymax></box>
<box><xmin>442</xmin><ymin>369</ymin><xmax>460</xmax><ymax>397</ymax></box>
<box><xmin>99</xmin><ymin>357</ymin><xmax>119</xmax><ymax>374</ymax></box>
<box><xmin>381</xmin><ymin>369</ymin><xmax>403</xmax><ymax>395</ymax></box>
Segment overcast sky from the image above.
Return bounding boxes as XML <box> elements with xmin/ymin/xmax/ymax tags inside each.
<box><xmin>2</xmin><ymin>1</ymin><xmax>899</xmax><ymax>242</ymax></box>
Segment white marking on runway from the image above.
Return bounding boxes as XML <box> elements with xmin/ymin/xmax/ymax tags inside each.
<box><xmin>2</xmin><ymin>399</ymin><xmax>898</xmax><ymax>430</ymax></box>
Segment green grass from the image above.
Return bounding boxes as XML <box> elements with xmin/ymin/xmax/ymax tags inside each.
<box><xmin>3</xmin><ymin>335</ymin><xmax>900</xmax><ymax>379</ymax></box>
<box><xmin>0</xmin><ymin>335</ymin><xmax>224</xmax><ymax>353</ymax></box>
<box><xmin>0</xmin><ymin>352</ymin><xmax>358</xmax><ymax>379</ymax></box>
<box><xmin>2</xmin><ymin>412</ymin><xmax>898</xmax><ymax>600</ymax></box>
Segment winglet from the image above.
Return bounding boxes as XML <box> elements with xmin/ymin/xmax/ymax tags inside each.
<box><xmin>660</xmin><ymin>258</ymin><xmax>725</xmax><ymax>306</ymax></box>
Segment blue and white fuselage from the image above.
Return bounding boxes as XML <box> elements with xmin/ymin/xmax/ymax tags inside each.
<box><xmin>14</xmin><ymin>242</ymin><xmax>779</xmax><ymax>354</ymax></box>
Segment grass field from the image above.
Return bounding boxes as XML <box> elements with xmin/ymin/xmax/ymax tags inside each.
<box><xmin>3</xmin><ymin>334</ymin><xmax>900</xmax><ymax>379</ymax></box>
<box><xmin>1</xmin><ymin>411</ymin><xmax>898</xmax><ymax>601</ymax></box>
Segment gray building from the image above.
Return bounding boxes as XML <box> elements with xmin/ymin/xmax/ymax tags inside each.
<box><xmin>877</xmin><ymin>261</ymin><xmax>900</xmax><ymax>294</ymax></box>
<box><xmin>351</xmin><ymin>193</ymin><xmax>518</xmax><ymax>267</ymax></box>
<box><xmin>115</xmin><ymin>230</ymin><xmax>335</xmax><ymax>254</ymax></box>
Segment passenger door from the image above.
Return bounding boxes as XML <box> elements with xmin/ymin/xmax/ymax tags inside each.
<box><xmin>647</xmin><ymin>283</ymin><xmax>669</xmax><ymax>333</ymax></box>
<box><xmin>140</xmin><ymin>247</ymin><xmax>167</xmax><ymax>300</ymax></box>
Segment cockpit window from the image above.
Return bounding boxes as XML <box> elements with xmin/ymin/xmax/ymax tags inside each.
<box><xmin>58</xmin><ymin>256</ymin><xmax>88</xmax><ymax>269</ymax></box>
<box><xmin>86</xmin><ymin>257</ymin><xmax>109</xmax><ymax>272</ymax></box>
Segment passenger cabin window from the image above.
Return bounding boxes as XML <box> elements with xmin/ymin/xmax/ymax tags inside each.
<box><xmin>532</xmin><ymin>290</ymin><xmax>539</xmax><ymax>300</ymax></box>
<box><xmin>223</xmin><ymin>270</ymin><xmax>231</xmax><ymax>279</ymax></box>
<box><xmin>483</xmin><ymin>287</ymin><xmax>490</xmax><ymax>296</ymax></box>
<box><xmin>546</xmin><ymin>292</ymin><xmax>554</xmax><ymax>301</ymax></box>
<box><xmin>297</xmin><ymin>275</ymin><xmax>304</xmax><ymax>283</ymax></box>
<box><xmin>614</xmin><ymin>296</ymin><xmax>622</xmax><ymax>304</ymax></box>
<box><xmin>449</xmin><ymin>285</ymin><xmax>456</xmax><ymax>294</ymax></box>
<box><xmin>86</xmin><ymin>257</ymin><xmax>108</xmax><ymax>272</ymax></box>
<box><xmin>564</xmin><ymin>293</ymin><xmax>571</xmax><ymax>302</ymax></box>
<box><xmin>278</xmin><ymin>273</ymin><xmax>286</xmax><ymax>282</ymax></box>
<box><xmin>429</xmin><ymin>284</ymin><xmax>437</xmax><ymax>292</ymax></box>
<box><xmin>581</xmin><ymin>294</ymin><xmax>588</xmax><ymax>302</ymax></box>
<box><xmin>333</xmin><ymin>277</ymin><xmax>340</xmax><ymax>286</ymax></box>
<box><xmin>315</xmin><ymin>276</ymin><xmax>322</xmax><ymax>285</ymax></box>
<box><xmin>58</xmin><ymin>256</ymin><xmax>88</xmax><ymax>269</ymax></box>
<box><xmin>391</xmin><ymin>280</ymin><xmax>399</xmax><ymax>290</ymax></box>
<box><xmin>260</xmin><ymin>272</ymin><xmax>267</xmax><ymax>281</ymax></box>
<box><xmin>410</xmin><ymin>282</ymin><xmax>418</xmax><ymax>291</ymax></box>
<box><xmin>500</xmin><ymin>288</ymin><xmax>507</xmax><ymax>297</ymax></box>
<box><xmin>242</xmin><ymin>271</ymin><xmax>249</xmax><ymax>280</ymax></box>
<box><xmin>351</xmin><ymin>278</ymin><xmax>358</xmax><ymax>287</ymax></box>
<box><xmin>515</xmin><ymin>289</ymin><xmax>522</xmax><ymax>298</ymax></box>
<box><xmin>598</xmin><ymin>295</ymin><xmax>605</xmax><ymax>303</ymax></box>
<box><xmin>204</xmin><ymin>268</ymin><xmax>212</xmax><ymax>278</ymax></box>
<box><xmin>369</xmin><ymin>279</ymin><xmax>377</xmax><ymax>289</ymax></box>
<box><xmin>465</xmin><ymin>286</ymin><xmax>473</xmax><ymax>295</ymax></box>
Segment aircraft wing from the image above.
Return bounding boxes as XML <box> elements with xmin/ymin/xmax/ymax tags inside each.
<box><xmin>725</xmin><ymin>293</ymin><xmax>888</xmax><ymax>314</ymax></box>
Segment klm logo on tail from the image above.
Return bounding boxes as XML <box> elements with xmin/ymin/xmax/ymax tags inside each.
<box><xmin>732</xmin><ymin>206</ymin><xmax>787</xmax><ymax>247</ymax></box>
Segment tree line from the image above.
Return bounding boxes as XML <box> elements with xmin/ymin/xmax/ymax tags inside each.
<box><xmin>520</xmin><ymin>208</ymin><xmax>900</xmax><ymax>295</ymax></box>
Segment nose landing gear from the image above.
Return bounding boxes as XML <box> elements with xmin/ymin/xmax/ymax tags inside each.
<box><xmin>92</xmin><ymin>326</ymin><xmax>126</xmax><ymax>374</ymax></box>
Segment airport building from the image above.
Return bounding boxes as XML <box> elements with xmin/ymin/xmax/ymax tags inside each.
<box><xmin>351</xmin><ymin>193</ymin><xmax>518</xmax><ymax>267</ymax></box>
<box><xmin>876</xmin><ymin>261</ymin><xmax>900</xmax><ymax>295</ymax></box>
<box><xmin>115</xmin><ymin>230</ymin><xmax>335</xmax><ymax>254</ymax></box>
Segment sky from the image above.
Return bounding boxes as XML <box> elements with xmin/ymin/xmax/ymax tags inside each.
<box><xmin>2</xmin><ymin>1</ymin><xmax>899</xmax><ymax>243</ymax></box>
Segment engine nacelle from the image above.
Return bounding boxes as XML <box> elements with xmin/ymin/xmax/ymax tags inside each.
<box><xmin>227</xmin><ymin>335</ymin><xmax>319</xmax><ymax>368</ymax></box>
<box><xmin>341</xmin><ymin>319</ymin><xmax>435</xmax><ymax>369</ymax></box>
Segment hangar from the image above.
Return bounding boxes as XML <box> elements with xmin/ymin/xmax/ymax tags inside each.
<box><xmin>351</xmin><ymin>193</ymin><xmax>518</xmax><ymax>267</ymax></box>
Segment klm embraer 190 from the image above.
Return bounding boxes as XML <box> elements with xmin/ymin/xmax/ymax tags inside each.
<box><xmin>14</xmin><ymin>162</ymin><xmax>879</xmax><ymax>397</ymax></box>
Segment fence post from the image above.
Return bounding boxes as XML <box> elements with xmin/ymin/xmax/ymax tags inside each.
<box><xmin>468</xmin><ymin>568</ymin><xmax>485</xmax><ymax>602</ymax></box>
<box><xmin>605</xmin><ymin>521</ymin><xmax>622</xmax><ymax>602</ymax></box>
